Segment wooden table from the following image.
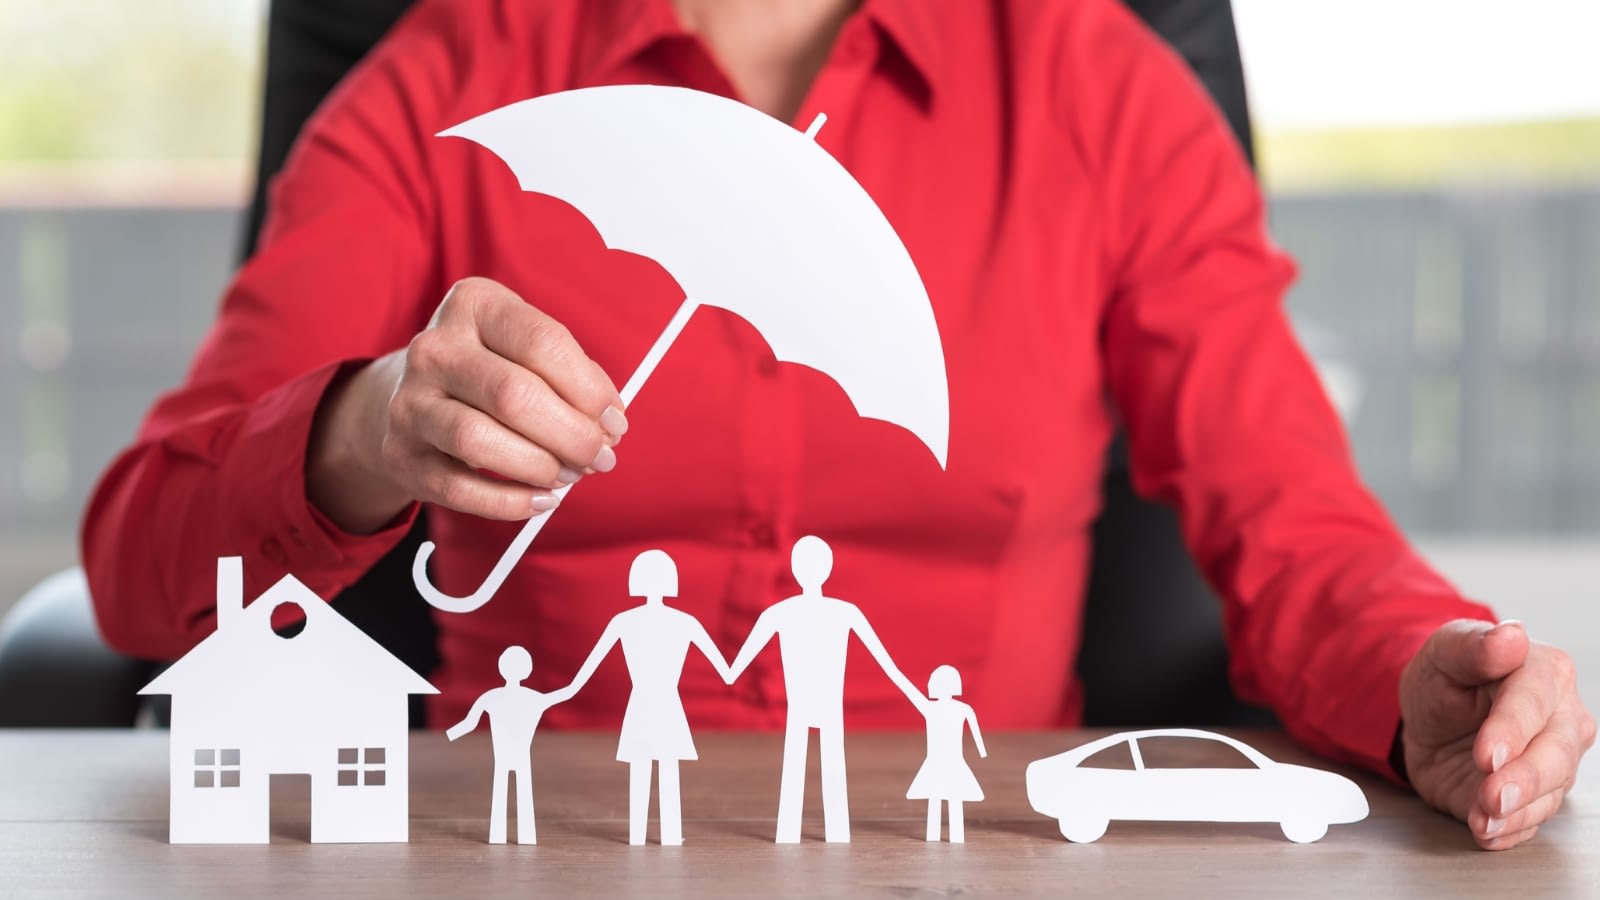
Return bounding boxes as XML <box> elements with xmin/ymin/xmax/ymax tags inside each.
<box><xmin>2</xmin><ymin>729</ymin><xmax>1593</xmax><ymax>897</ymax></box>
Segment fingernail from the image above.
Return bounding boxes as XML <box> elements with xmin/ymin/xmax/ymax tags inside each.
<box><xmin>1495</xmin><ymin>618</ymin><xmax>1524</xmax><ymax>633</ymax></box>
<box><xmin>600</xmin><ymin>405</ymin><xmax>629</xmax><ymax>438</ymax></box>
<box><xmin>556</xmin><ymin>466</ymin><xmax>583</xmax><ymax>485</ymax></box>
<box><xmin>1492</xmin><ymin>743</ymin><xmax>1509</xmax><ymax>772</ymax></box>
<box><xmin>1500</xmin><ymin>783</ymin><xmax>1520</xmax><ymax>816</ymax></box>
<box><xmin>591</xmin><ymin>443</ymin><xmax>617</xmax><ymax>473</ymax></box>
<box><xmin>1485</xmin><ymin>816</ymin><xmax>1505</xmax><ymax>836</ymax></box>
<box><xmin>530</xmin><ymin>493</ymin><xmax>560</xmax><ymax>513</ymax></box>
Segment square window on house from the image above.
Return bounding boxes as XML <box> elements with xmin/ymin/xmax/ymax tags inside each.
<box><xmin>365</xmin><ymin>748</ymin><xmax>385</xmax><ymax>765</ymax></box>
<box><xmin>194</xmin><ymin>770</ymin><xmax>214</xmax><ymax>788</ymax></box>
<box><xmin>364</xmin><ymin>769</ymin><xmax>386</xmax><ymax>787</ymax></box>
<box><xmin>195</xmin><ymin>749</ymin><xmax>215</xmax><ymax>765</ymax></box>
<box><xmin>220</xmin><ymin>749</ymin><xmax>240</xmax><ymax>766</ymax></box>
<box><xmin>220</xmin><ymin>769</ymin><xmax>241</xmax><ymax>788</ymax></box>
<box><xmin>338</xmin><ymin>748</ymin><xmax>359</xmax><ymax>765</ymax></box>
<box><xmin>338</xmin><ymin>769</ymin><xmax>359</xmax><ymax>786</ymax></box>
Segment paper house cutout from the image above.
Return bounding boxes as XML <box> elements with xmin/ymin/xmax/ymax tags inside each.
<box><xmin>1025</xmin><ymin>728</ymin><xmax>1369</xmax><ymax>843</ymax></box>
<box><xmin>141</xmin><ymin>557</ymin><xmax>438</xmax><ymax>844</ymax></box>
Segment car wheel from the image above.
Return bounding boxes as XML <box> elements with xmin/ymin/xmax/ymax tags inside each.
<box><xmin>1058</xmin><ymin>816</ymin><xmax>1108</xmax><ymax>843</ymax></box>
<box><xmin>1280</xmin><ymin>819</ymin><xmax>1328</xmax><ymax>843</ymax></box>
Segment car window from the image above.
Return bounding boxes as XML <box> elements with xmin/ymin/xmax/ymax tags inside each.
<box><xmin>1137</xmin><ymin>737</ymin><xmax>1258</xmax><ymax>770</ymax></box>
<box><xmin>1079</xmin><ymin>740</ymin><xmax>1137</xmax><ymax>770</ymax></box>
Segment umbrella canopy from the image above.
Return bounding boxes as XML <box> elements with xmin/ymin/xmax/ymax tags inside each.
<box><xmin>440</xmin><ymin>84</ymin><xmax>948</xmax><ymax>466</ymax></box>
<box><xmin>416</xmin><ymin>85</ymin><xmax>949</xmax><ymax>613</ymax></box>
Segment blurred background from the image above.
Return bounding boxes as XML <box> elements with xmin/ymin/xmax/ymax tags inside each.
<box><xmin>1</xmin><ymin>1</ymin><xmax>1595</xmax><ymax>672</ymax></box>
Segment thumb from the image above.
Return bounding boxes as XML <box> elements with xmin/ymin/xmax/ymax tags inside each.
<box><xmin>1422</xmin><ymin>618</ymin><xmax>1529</xmax><ymax>687</ymax></box>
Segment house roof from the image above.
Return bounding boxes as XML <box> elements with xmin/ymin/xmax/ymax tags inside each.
<box><xmin>141</xmin><ymin>573</ymin><xmax>438</xmax><ymax>698</ymax></box>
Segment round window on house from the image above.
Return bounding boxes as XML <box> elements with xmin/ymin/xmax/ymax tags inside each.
<box><xmin>271</xmin><ymin>600</ymin><xmax>307</xmax><ymax>638</ymax></box>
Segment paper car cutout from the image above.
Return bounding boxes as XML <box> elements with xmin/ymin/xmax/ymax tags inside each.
<box><xmin>1025</xmin><ymin>728</ymin><xmax>1369</xmax><ymax>843</ymax></box>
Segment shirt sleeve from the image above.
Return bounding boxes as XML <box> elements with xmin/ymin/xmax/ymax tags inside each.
<box><xmin>1076</xmin><ymin>5</ymin><xmax>1496</xmax><ymax>776</ymax></box>
<box><xmin>80</xmin><ymin>1</ymin><xmax>468</xmax><ymax>659</ymax></box>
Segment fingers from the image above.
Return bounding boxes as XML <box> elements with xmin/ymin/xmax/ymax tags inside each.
<box><xmin>1482</xmin><ymin>824</ymin><xmax>1538</xmax><ymax>852</ymax></box>
<box><xmin>430</xmin><ymin>347</ymin><xmax>614</xmax><ymax>476</ymax></box>
<box><xmin>468</xmin><ymin>281</ymin><xmax>626</xmax><ymax>431</ymax></box>
<box><xmin>1468</xmin><ymin>785</ymin><xmax>1564</xmax><ymax>849</ymax></box>
<box><xmin>1423</xmin><ymin>619</ymin><xmax>1530</xmax><ymax>689</ymax></box>
<box><xmin>397</xmin><ymin>392</ymin><xmax>571</xmax><ymax>490</ymax></box>
<box><xmin>1468</xmin><ymin>642</ymin><xmax>1596</xmax><ymax>850</ymax></box>
<box><xmin>385</xmin><ymin>277</ymin><xmax>631</xmax><ymax>514</ymax></box>
<box><xmin>1474</xmin><ymin>641</ymin><xmax>1580</xmax><ymax>776</ymax></box>
<box><xmin>383</xmin><ymin>442</ymin><xmax>558</xmax><ymax>521</ymax></box>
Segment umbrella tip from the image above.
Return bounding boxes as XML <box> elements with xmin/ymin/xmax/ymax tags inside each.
<box><xmin>804</xmin><ymin>113</ymin><xmax>827</xmax><ymax>141</ymax></box>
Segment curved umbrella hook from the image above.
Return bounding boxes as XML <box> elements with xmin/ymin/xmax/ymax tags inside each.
<box><xmin>412</xmin><ymin>298</ymin><xmax>702</xmax><ymax>613</ymax></box>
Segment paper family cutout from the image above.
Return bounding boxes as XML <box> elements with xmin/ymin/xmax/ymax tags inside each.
<box><xmin>140</xmin><ymin>557</ymin><xmax>437</xmax><ymax>844</ymax></box>
<box><xmin>143</xmin><ymin>87</ymin><xmax>1369</xmax><ymax>849</ymax></box>
<box><xmin>1025</xmin><ymin>729</ymin><xmax>1370</xmax><ymax>843</ymax></box>
<box><xmin>412</xmin><ymin>84</ymin><xmax>950</xmax><ymax>614</ymax></box>
<box><xmin>439</xmin><ymin>540</ymin><xmax>979</xmax><ymax>846</ymax></box>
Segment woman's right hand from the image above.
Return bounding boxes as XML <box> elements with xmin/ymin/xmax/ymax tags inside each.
<box><xmin>307</xmin><ymin>276</ymin><xmax>628</xmax><ymax>534</ymax></box>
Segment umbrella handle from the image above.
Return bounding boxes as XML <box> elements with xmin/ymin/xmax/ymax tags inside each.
<box><xmin>412</xmin><ymin>298</ymin><xmax>702</xmax><ymax>612</ymax></box>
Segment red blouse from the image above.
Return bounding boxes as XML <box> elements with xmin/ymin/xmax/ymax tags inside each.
<box><xmin>83</xmin><ymin>0</ymin><xmax>1492</xmax><ymax>776</ymax></box>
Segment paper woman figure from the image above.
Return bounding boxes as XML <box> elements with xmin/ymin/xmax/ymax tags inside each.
<box><xmin>908</xmin><ymin>664</ymin><xmax>987</xmax><ymax>842</ymax></box>
<box><xmin>446</xmin><ymin>645</ymin><xmax>573</xmax><ymax>844</ymax></box>
<box><xmin>563</xmin><ymin>550</ymin><xmax>732</xmax><ymax>845</ymax></box>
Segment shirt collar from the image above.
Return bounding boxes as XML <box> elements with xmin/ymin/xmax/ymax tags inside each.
<box><xmin>577</xmin><ymin>0</ymin><xmax>944</xmax><ymax>106</ymax></box>
<box><xmin>574</xmin><ymin>0</ymin><xmax>688</xmax><ymax>87</ymax></box>
<box><xmin>863</xmin><ymin>0</ymin><xmax>943</xmax><ymax>105</ymax></box>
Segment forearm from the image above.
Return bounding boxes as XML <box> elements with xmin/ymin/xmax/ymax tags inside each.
<box><xmin>82</xmin><ymin>362</ymin><xmax>417</xmax><ymax>659</ymax></box>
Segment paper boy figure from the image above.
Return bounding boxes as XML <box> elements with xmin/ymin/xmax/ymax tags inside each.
<box><xmin>728</xmin><ymin>535</ymin><xmax>926</xmax><ymax>843</ymax></box>
<box><xmin>447</xmin><ymin>645</ymin><xmax>573</xmax><ymax>844</ymax></box>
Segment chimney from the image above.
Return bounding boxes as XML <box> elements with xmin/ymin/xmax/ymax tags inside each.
<box><xmin>216</xmin><ymin>556</ymin><xmax>244</xmax><ymax>632</ymax></box>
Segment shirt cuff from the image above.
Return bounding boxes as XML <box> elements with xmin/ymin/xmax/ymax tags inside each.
<box><xmin>1293</xmin><ymin>599</ymin><xmax>1496</xmax><ymax>785</ymax></box>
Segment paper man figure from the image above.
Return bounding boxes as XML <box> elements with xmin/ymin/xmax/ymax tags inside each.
<box><xmin>727</xmin><ymin>535</ymin><xmax>926</xmax><ymax>843</ymax></box>
<box><xmin>908</xmin><ymin>664</ymin><xmax>987</xmax><ymax>842</ymax></box>
<box><xmin>563</xmin><ymin>550</ymin><xmax>733</xmax><ymax>845</ymax></box>
<box><xmin>446</xmin><ymin>645</ymin><xmax>572</xmax><ymax>844</ymax></box>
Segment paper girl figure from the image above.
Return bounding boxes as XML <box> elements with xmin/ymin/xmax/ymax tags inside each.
<box><xmin>446</xmin><ymin>645</ymin><xmax>574</xmax><ymax>844</ymax></box>
<box><xmin>907</xmin><ymin>664</ymin><xmax>987</xmax><ymax>842</ymax></box>
<box><xmin>563</xmin><ymin>549</ymin><xmax>733</xmax><ymax>845</ymax></box>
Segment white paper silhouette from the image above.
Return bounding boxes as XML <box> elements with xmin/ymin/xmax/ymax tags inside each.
<box><xmin>1025</xmin><ymin>729</ymin><xmax>1370</xmax><ymax>843</ymax></box>
<box><xmin>727</xmin><ymin>536</ymin><xmax>925</xmax><ymax>843</ymax></box>
<box><xmin>562</xmin><ymin>550</ymin><xmax>732</xmax><ymax>845</ymax></box>
<box><xmin>445</xmin><ymin>645</ymin><xmax>571</xmax><ymax>844</ymax></box>
<box><xmin>908</xmin><ymin>665</ymin><xmax>986</xmax><ymax>843</ymax></box>
<box><xmin>413</xmin><ymin>84</ymin><xmax>950</xmax><ymax>613</ymax></box>
<box><xmin>140</xmin><ymin>557</ymin><xmax>438</xmax><ymax>844</ymax></box>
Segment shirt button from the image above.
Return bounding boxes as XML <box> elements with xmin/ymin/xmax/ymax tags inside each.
<box><xmin>260</xmin><ymin>537</ymin><xmax>286</xmax><ymax>564</ymax></box>
<box><xmin>748</xmin><ymin>521</ymin><xmax>776</xmax><ymax>547</ymax></box>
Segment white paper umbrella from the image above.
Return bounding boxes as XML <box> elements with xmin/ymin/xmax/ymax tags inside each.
<box><xmin>414</xmin><ymin>85</ymin><xmax>949</xmax><ymax>613</ymax></box>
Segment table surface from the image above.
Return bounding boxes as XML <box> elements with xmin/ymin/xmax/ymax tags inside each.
<box><xmin>1</xmin><ymin>728</ymin><xmax>1594</xmax><ymax>898</ymax></box>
